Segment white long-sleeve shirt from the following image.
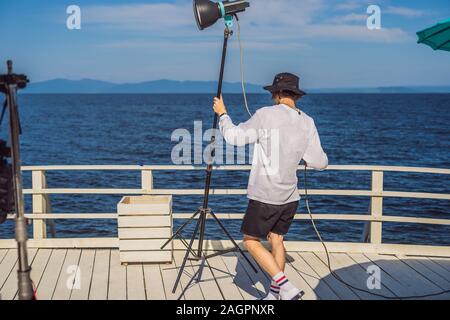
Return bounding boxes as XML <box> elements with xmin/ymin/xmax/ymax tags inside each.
<box><xmin>219</xmin><ymin>104</ymin><xmax>328</xmax><ymax>205</ymax></box>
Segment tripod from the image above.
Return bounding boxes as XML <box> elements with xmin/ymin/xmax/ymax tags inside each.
<box><xmin>161</xmin><ymin>27</ymin><xmax>258</xmax><ymax>294</ymax></box>
<box><xmin>0</xmin><ymin>60</ymin><xmax>34</xmax><ymax>300</ymax></box>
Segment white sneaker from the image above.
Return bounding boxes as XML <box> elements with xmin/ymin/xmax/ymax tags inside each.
<box><xmin>280</xmin><ymin>286</ymin><xmax>305</xmax><ymax>300</ymax></box>
<box><xmin>262</xmin><ymin>292</ymin><xmax>280</xmax><ymax>300</ymax></box>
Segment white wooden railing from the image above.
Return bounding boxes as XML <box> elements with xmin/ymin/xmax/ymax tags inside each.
<box><xmin>1</xmin><ymin>165</ymin><xmax>449</xmax><ymax>257</ymax></box>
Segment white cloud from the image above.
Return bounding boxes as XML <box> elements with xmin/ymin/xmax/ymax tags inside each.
<box><xmin>239</xmin><ymin>1</ymin><xmax>412</xmax><ymax>44</ymax></box>
<box><xmin>84</xmin><ymin>2</ymin><xmax>193</xmax><ymax>31</ymax></box>
<box><xmin>83</xmin><ymin>0</ymin><xmax>413</xmax><ymax>46</ymax></box>
<box><xmin>335</xmin><ymin>0</ymin><xmax>366</xmax><ymax>11</ymax></box>
<box><xmin>330</xmin><ymin>13</ymin><xmax>367</xmax><ymax>24</ymax></box>
<box><xmin>244</xmin><ymin>0</ymin><xmax>323</xmax><ymax>27</ymax></box>
<box><xmin>96</xmin><ymin>38</ymin><xmax>312</xmax><ymax>53</ymax></box>
<box><xmin>384</xmin><ymin>6</ymin><xmax>425</xmax><ymax>18</ymax></box>
<box><xmin>304</xmin><ymin>25</ymin><xmax>414</xmax><ymax>43</ymax></box>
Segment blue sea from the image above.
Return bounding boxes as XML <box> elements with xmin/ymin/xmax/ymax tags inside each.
<box><xmin>0</xmin><ymin>93</ymin><xmax>449</xmax><ymax>245</ymax></box>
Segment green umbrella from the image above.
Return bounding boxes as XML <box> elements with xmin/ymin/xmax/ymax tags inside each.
<box><xmin>417</xmin><ymin>18</ymin><xmax>450</xmax><ymax>51</ymax></box>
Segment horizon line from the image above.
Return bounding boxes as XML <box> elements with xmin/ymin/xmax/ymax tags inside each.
<box><xmin>27</xmin><ymin>78</ymin><xmax>450</xmax><ymax>91</ymax></box>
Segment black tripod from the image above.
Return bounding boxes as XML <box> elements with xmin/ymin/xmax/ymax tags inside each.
<box><xmin>161</xmin><ymin>27</ymin><xmax>258</xmax><ymax>294</ymax></box>
<box><xmin>0</xmin><ymin>60</ymin><xmax>34</xmax><ymax>300</ymax></box>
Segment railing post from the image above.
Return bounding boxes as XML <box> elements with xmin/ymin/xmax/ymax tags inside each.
<box><xmin>141</xmin><ymin>170</ymin><xmax>153</xmax><ymax>192</ymax></box>
<box><xmin>32</xmin><ymin>170</ymin><xmax>48</xmax><ymax>239</ymax></box>
<box><xmin>369</xmin><ymin>170</ymin><xmax>384</xmax><ymax>245</ymax></box>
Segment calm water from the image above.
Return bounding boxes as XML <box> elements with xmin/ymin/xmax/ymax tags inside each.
<box><xmin>0</xmin><ymin>94</ymin><xmax>449</xmax><ymax>245</ymax></box>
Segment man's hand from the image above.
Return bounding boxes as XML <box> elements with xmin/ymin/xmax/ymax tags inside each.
<box><xmin>213</xmin><ymin>95</ymin><xmax>227</xmax><ymax>116</ymax></box>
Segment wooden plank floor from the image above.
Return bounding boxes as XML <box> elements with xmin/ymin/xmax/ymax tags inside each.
<box><xmin>0</xmin><ymin>249</ymin><xmax>449</xmax><ymax>300</ymax></box>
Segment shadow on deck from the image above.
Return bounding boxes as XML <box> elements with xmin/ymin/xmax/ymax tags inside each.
<box><xmin>0</xmin><ymin>249</ymin><xmax>449</xmax><ymax>300</ymax></box>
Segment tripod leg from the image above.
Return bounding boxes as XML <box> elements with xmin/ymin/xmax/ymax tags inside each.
<box><xmin>177</xmin><ymin>266</ymin><xmax>200</xmax><ymax>301</ymax></box>
<box><xmin>204</xmin><ymin>247</ymin><xmax>237</xmax><ymax>260</ymax></box>
<box><xmin>197</xmin><ymin>257</ymin><xmax>206</xmax><ymax>283</ymax></box>
<box><xmin>208</xmin><ymin>211</ymin><xmax>259</xmax><ymax>273</ymax></box>
<box><xmin>179</xmin><ymin>237</ymin><xmax>198</xmax><ymax>258</ymax></box>
<box><xmin>172</xmin><ymin>213</ymin><xmax>203</xmax><ymax>294</ymax></box>
<box><xmin>161</xmin><ymin>210</ymin><xmax>200</xmax><ymax>250</ymax></box>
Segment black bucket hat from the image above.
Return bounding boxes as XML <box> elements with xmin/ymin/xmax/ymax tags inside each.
<box><xmin>264</xmin><ymin>72</ymin><xmax>306</xmax><ymax>97</ymax></box>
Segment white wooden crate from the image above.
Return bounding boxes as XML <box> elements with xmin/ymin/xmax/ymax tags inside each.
<box><xmin>117</xmin><ymin>196</ymin><xmax>173</xmax><ymax>264</ymax></box>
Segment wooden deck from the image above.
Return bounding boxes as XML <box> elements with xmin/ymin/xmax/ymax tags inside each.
<box><xmin>1</xmin><ymin>249</ymin><xmax>449</xmax><ymax>300</ymax></box>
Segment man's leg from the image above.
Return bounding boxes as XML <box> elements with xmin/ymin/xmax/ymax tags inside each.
<box><xmin>244</xmin><ymin>234</ymin><xmax>302</xmax><ymax>300</ymax></box>
<box><xmin>241</xmin><ymin>200</ymin><xmax>303</xmax><ymax>300</ymax></box>
<box><xmin>265</xmin><ymin>233</ymin><xmax>286</xmax><ymax>300</ymax></box>
<box><xmin>243</xmin><ymin>235</ymin><xmax>281</xmax><ymax>277</ymax></box>
<box><xmin>268</xmin><ymin>233</ymin><xmax>286</xmax><ymax>271</ymax></box>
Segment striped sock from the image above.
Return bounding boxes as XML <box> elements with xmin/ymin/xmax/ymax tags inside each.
<box><xmin>273</xmin><ymin>272</ymin><xmax>302</xmax><ymax>300</ymax></box>
<box><xmin>262</xmin><ymin>281</ymin><xmax>280</xmax><ymax>300</ymax></box>
<box><xmin>273</xmin><ymin>272</ymin><xmax>289</xmax><ymax>287</ymax></box>
<box><xmin>270</xmin><ymin>282</ymin><xmax>280</xmax><ymax>295</ymax></box>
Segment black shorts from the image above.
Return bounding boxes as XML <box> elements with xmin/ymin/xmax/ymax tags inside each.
<box><xmin>241</xmin><ymin>199</ymin><xmax>299</xmax><ymax>239</ymax></box>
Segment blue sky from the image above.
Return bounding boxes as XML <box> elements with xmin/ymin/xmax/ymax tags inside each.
<box><xmin>0</xmin><ymin>0</ymin><xmax>449</xmax><ymax>88</ymax></box>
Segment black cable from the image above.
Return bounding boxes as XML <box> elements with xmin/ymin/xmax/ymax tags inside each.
<box><xmin>303</xmin><ymin>166</ymin><xmax>450</xmax><ymax>300</ymax></box>
<box><xmin>234</xmin><ymin>15</ymin><xmax>252</xmax><ymax>118</ymax></box>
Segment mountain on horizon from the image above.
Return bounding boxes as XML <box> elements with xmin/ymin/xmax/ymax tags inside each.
<box><xmin>309</xmin><ymin>86</ymin><xmax>450</xmax><ymax>93</ymax></box>
<box><xmin>23</xmin><ymin>78</ymin><xmax>450</xmax><ymax>94</ymax></box>
<box><xmin>24</xmin><ymin>79</ymin><xmax>266</xmax><ymax>94</ymax></box>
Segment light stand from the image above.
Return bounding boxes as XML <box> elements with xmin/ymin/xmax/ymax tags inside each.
<box><xmin>0</xmin><ymin>60</ymin><xmax>34</xmax><ymax>300</ymax></box>
<box><xmin>161</xmin><ymin>24</ymin><xmax>258</xmax><ymax>295</ymax></box>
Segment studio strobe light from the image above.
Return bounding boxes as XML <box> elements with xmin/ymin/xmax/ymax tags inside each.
<box><xmin>162</xmin><ymin>0</ymin><xmax>256</xmax><ymax>295</ymax></box>
<box><xmin>194</xmin><ymin>0</ymin><xmax>249</xmax><ymax>30</ymax></box>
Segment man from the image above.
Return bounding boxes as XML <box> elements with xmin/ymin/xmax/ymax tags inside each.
<box><xmin>213</xmin><ymin>72</ymin><xmax>328</xmax><ymax>300</ymax></box>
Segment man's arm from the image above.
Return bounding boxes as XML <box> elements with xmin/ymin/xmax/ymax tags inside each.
<box><xmin>213</xmin><ymin>96</ymin><xmax>261</xmax><ymax>147</ymax></box>
<box><xmin>219</xmin><ymin>114</ymin><xmax>261</xmax><ymax>147</ymax></box>
<box><xmin>303</xmin><ymin>120</ymin><xmax>328</xmax><ymax>170</ymax></box>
